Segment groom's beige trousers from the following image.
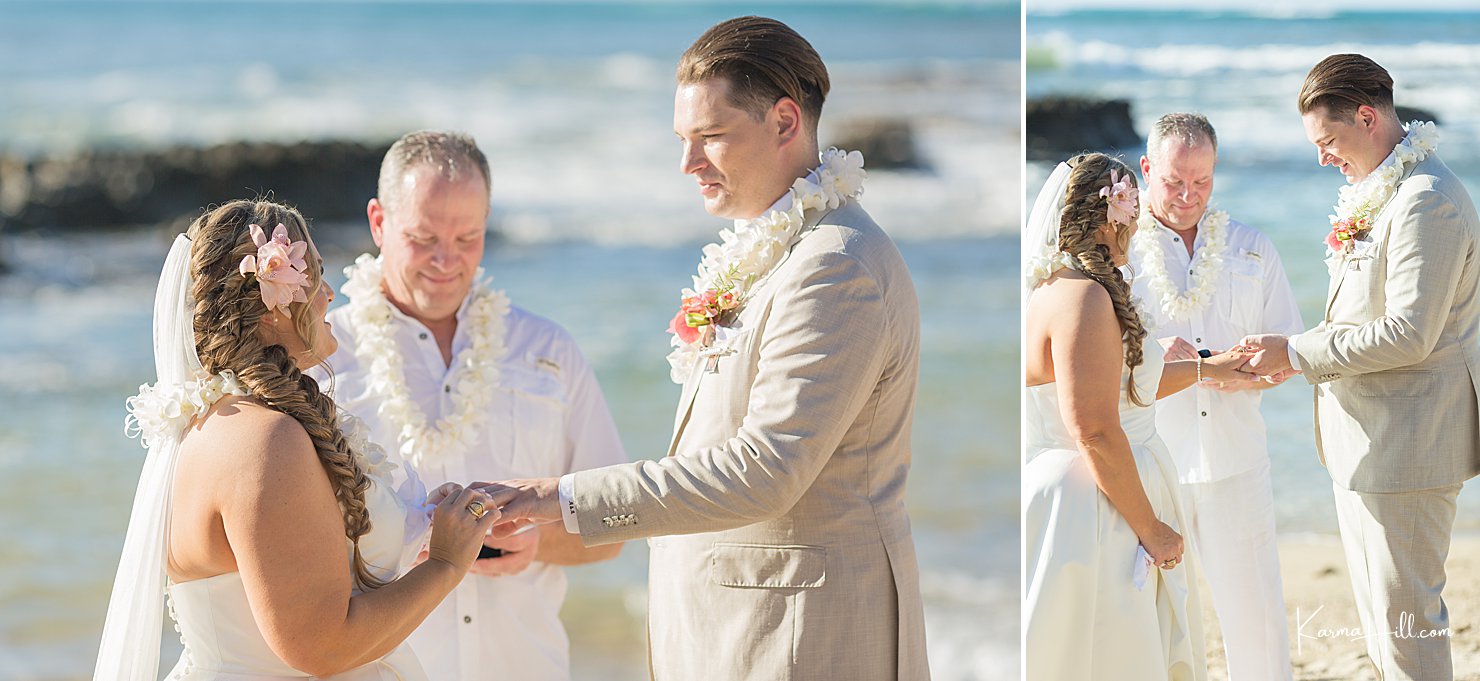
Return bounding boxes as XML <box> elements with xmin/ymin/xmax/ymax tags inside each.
<box><xmin>1331</xmin><ymin>481</ymin><xmax>1461</xmax><ymax>681</ymax></box>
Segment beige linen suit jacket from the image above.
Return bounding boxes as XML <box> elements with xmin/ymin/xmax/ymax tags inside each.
<box><xmin>569</xmin><ymin>199</ymin><xmax>929</xmax><ymax>680</ymax></box>
<box><xmin>1293</xmin><ymin>153</ymin><xmax>1480</xmax><ymax>493</ymax></box>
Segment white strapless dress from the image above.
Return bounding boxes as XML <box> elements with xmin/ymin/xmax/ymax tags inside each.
<box><xmin>1022</xmin><ymin>339</ymin><xmax>1206</xmax><ymax>680</ymax></box>
<box><xmin>162</xmin><ymin>417</ymin><xmax>433</xmax><ymax>681</ymax></box>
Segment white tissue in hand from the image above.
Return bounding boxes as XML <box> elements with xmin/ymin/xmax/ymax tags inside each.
<box><xmin>1133</xmin><ymin>545</ymin><xmax>1153</xmax><ymax>591</ymax></box>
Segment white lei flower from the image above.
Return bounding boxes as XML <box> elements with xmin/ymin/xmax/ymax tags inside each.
<box><xmin>1024</xmin><ymin>248</ymin><xmax>1078</xmax><ymax>290</ymax></box>
<box><xmin>341</xmin><ymin>254</ymin><xmax>511</xmax><ymax>468</ymax></box>
<box><xmin>1328</xmin><ymin>121</ymin><xmax>1439</xmax><ymax>254</ymax></box>
<box><xmin>1132</xmin><ymin>206</ymin><xmax>1230</xmax><ymax>322</ymax></box>
<box><xmin>666</xmin><ymin>148</ymin><xmax>867</xmax><ymax>383</ymax></box>
<box><xmin>124</xmin><ymin>370</ymin><xmax>249</xmax><ymax>449</ymax></box>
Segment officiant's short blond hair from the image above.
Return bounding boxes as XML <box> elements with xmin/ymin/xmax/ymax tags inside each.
<box><xmin>1299</xmin><ymin>54</ymin><xmax>1395</xmax><ymax>121</ymax></box>
<box><xmin>677</xmin><ymin>16</ymin><xmax>830</xmax><ymax>137</ymax></box>
<box><xmin>377</xmin><ymin>130</ymin><xmax>491</xmax><ymax>211</ymax></box>
<box><xmin>1146</xmin><ymin>113</ymin><xmax>1217</xmax><ymax>165</ymax></box>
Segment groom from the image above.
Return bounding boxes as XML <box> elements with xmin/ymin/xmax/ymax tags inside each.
<box><xmin>1243</xmin><ymin>54</ymin><xmax>1480</xmax><ymax>679</ymax></box>
<box><xmin>477</xmin><ymin>16</ymin><xmax>930</xmax><ymax>681</ymax></box>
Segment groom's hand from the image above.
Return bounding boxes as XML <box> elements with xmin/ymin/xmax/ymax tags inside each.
<box><xmin>467</xmin><ymin>526</ymin><xmax>540</xmax><ymax>577</ymax></box>
<box><xmin>1238</xmin><ymin>334</ymin><xmax>1295</xmax><ymax>377</ymax></box>
<box><xmin>471</xmin><ymin>478</ymin><xmax>563</xmax><ymax>535</ymax></box>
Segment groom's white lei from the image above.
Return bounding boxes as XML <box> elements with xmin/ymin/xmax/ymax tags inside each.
<box><xmin>1131</xmin><ymin>206</ymin><xmax>1231</xmax><ymax>322</ymax></box>
<box><xmin>665</xmin><ymin>148</ymin><xmax>867</xmax><ymax>383</ymax></box>
<box><xmin>341</xmin><ymin>254</ymin><xmax>511</xmax><ymax>468</ymax></box>
<box><xmin>1327</xmin><ymin>121</ymin><xmax>1439</xmax><ymax>255</ymax></box>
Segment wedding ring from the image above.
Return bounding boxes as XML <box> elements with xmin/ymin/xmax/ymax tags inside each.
<box><xmin>1161</xmin><ymin>558</ymin><xmax>1177</xmax><ymax>570</ymax></box>
<box><xmin>466</xmin><ymin>500</ymin><xmax>487</xmax><ymax>520</ymax></box>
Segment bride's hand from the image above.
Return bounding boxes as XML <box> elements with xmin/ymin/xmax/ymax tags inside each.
<box><xmin>1199</xmin><ymin>347</ymin><xmax>1259</xmax><ymax>383</ymax></box>
<box><xmin>425</xmin><ymin>483</ymin><xmax>502</xmax><ymax>573</ymax></box>
<box><xmin>1136</xmin><ymin>520</ymin><xmax>1184</xmax><ymax>571</ymax></box>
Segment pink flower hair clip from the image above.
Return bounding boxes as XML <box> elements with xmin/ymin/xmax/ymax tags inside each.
<box><xmin>238</xmin><ymin>223</ymin><xmax>311</xmax><ymax>317</ymax></box>
<box><xmin>1099</xmin><ymin>169</ymin><xmax>1139</xmax><ymax>227</ymax></box>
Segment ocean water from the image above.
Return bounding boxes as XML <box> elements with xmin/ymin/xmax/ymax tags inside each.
<box><xmin>1028</xmin><ymin>8</ymin><xmax>1480</xmax><ymax>535</ymax></box>
<box><xmin>0</xmin><ymin>2</ymin><xmax>1017</xmax><ymax>680</ymax></box>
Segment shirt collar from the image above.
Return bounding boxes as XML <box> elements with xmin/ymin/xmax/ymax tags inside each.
<box><xmin>732</xmin><ymin>165</ymin><xmax>822</xmax><ymax>229</ymax></box>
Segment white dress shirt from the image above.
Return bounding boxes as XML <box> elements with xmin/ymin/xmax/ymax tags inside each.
<box><xmin>314</xmin><ymin>292</ymin><xmax>627</xmax><ymax>681</ymax></box>
<box><xmin>1130</xmin><ymin>214</ymin><xmax>1304</xmax><ymax>484</ymax></box>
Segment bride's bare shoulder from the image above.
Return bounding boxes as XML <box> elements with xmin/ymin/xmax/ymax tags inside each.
<box><xmin>182</xmin><ymin>396</ymin><xmax>317</xmax><ymax>468</ymax></box>
<box><xmin>1030</xmin><ymin>271</ymin><xmax>1114</xmax><ymax>317</ymax></box>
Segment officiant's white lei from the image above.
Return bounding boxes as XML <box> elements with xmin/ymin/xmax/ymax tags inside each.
<box><xmin>665</xmin><ymin>148</ymin><xmax>866</xmax><ymax>383</ymax></box>
<box><xmin>341</xmin><ymin>254</ymin><xmax>511</xmax><ymax>467</ymax></box>
<box><xmin>1132</xmin><ymin>206</ymin><xmax>1230</xmax><ymax>321</ymax></box>
<box><xmin>1326</xmin><ymin>121</ymin><xmax>1438</xmax><ymax>254</ymax></box>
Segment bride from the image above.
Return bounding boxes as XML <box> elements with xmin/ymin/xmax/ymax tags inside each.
<box><xmin>94</xmin><ymin>199</ymin><xmax>501</xmax><ymax>680</ymax></box>
<box><xmin>1022</xmin><ymin>154</ymin><xmax>1252</xmax><ymax>680</ymax></box>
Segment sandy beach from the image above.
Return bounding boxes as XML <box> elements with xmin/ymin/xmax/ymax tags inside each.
<box><xmin>1200</xmin><ymin>536</ymin><xmax>1480</xmax><ymax>680</ymax></box>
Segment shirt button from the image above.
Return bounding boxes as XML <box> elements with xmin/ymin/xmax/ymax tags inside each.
<box><xmin>464</xmin><ymin>616</ymin><xmax>472</xmax><ymax>624</ymax></box>
<box><xmin>1195</xmin><ymin>338</ymin><xmax>1202</xmax><ymax>343</ymax></box>
<box><xmin>444</xmin><ymin>385</ymin><xmax>452</xmax><ymax>394</ymax></box>
<box><xmin>419</xmin><ymin>332</ymin><xmax>429</xmax><ymax>340</ymax></box>
<box><xmin>1173</xmin><ymin>237</ymin><xmax>1180</xmax><ymax>242</ymax></box>
<box><xmin>1201</xmin><ymin>411</ymin><xmax>1208</xmax><ymax>417</ymax></box>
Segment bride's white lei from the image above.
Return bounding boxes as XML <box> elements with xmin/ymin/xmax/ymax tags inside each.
<box><xmin>341</xmin><ymin>254</ymin><xmax>511</xmax><ymax>468</ymax></box>
<box><xmin>1132</xmin><ymin>206</ymin><xmax>1230</xmax><ymax>322</ymax></box>
<box><xmin>665</xmin><ymin>148</ymin><xmax>867</xmax><ymax>383</ymax></box>
<box><xmin>1327</xmin><ymin>121</ymin><xmax>1438</xmax><ymax>254</ymax></box>
<box><xmin>125</xmin><ymin>371</ymin><xmax>249</xmax><ymax>449</ymax></box>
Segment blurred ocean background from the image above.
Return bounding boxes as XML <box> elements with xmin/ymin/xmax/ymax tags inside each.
<box><xmin>1027</xmin><ymin>7</ymin><xmax>1480</xmax><ymax>537</ymax></box>
<box><xmin>0</xmin><ymin>1</ymin><xmax>1018</xmax><ymax>679</ymax></box>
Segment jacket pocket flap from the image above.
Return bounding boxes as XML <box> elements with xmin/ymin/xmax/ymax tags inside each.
<box><xmin>710</xmin><ymin>543</ymin><xmax>826</xmax><ymax>589</ymax></box>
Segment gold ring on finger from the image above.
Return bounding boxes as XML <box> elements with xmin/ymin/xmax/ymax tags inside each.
<box><xmin>466</xmin><ymin>500</ymin><xmax>487</xmax><ymax>520</ymax></box>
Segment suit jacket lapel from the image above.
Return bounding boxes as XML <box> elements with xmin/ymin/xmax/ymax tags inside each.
<box><xmin>662</xmin><ymin>204</ymin><xmax>836</xmax><ymax>458</ymax></box>
<box><xmin>1324</xmin><ymin>160</ymin><xmax>1424</xmax><ymax>319</ymax></box>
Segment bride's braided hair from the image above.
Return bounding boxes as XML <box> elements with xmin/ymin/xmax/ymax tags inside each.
<box><xmin>186</xmin><ymin>199</ymin><xmax>386</xmax><ymax>591</ymax></box>
<box><xmin>1059</xmin><ymin>153</ymin><xmax>1150</xmax><ymax>407</ymax></box>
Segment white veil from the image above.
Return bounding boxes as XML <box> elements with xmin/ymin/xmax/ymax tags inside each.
<box><xmin>95</xmin><ymin>234</ymin><xmax>201</xmax><ymax>681</ymax></box>
<box><xmin>1023</xmin><ymin>161</ymin><xmax>1075</xmax><ymax>303</ymax></box>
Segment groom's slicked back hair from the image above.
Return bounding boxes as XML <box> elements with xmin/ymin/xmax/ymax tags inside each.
<box><xmin>377</xmin><ymin>130</ymin><xmax>491</xmax><ymax>211</ymax></box>
<box><xmin>1299</xmin><ymin>54</ymin><xmax>1395</xmax><ymax>121</ymax></box>
<box><xmin>678</xmin><ymin>16</ymin><xmax>830</xmax><ymax>135</ymax></box>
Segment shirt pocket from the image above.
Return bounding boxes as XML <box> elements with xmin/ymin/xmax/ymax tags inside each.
<box><xmin>1222</xmin><ymin>255</ymin><xmax>1263</xmax><ymax>329</ymax></box>
<box><xmin>502</xmin><ymin>353</ymin><xmax>568</xmax><ymax>478</ymax></box>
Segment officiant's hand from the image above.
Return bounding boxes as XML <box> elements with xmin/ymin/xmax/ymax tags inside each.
<box><xmin>1136</xmin><ymin>520</ymin><xmax>1184</xmax><ymax>571</ymax></box>
<box><xmin>1237</xmin><ymin>334</ymin><xmax>1298</xmax><ymax>377</ymax></box>
<box><xmin>1158</xmin><ymin>336</ymin><xmax>1200</xmax><ymax>362</ymax></box>
<box><xmin>467</xmin><ymin>526</ymin><xmax>540</xmax><ymax>577</ymax></box>
<box><xmin>470</xmin><ymin>478</ymin><xmax>563</xmax><ymax>537</ymax></box>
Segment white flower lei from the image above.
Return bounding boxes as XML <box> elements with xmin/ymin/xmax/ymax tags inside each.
<box><xmin>1328</xmin><ymin>121</ymin><xmax>1439</xmax><ymax>254</ymax></box>
<box><xmin>124</xmin><ymin>370</ymin><xmax>249</xmax><ymax>449</ymax></box>
<box><xmin>341</xmin><ymin>254</ymin><xmax>511</xmax><ymax>468</ymax></box>
<box><xmin>1131</xmin><ymin>206</ymin><xmax>1230</xmax><ymax>322</ymax></box>
<box><xmin>1024</xmin><ymin>249</ymin><xmax>1078</xmax><ymax>290</ymax></box>
<box><xmin>665</xmin><ymin>148</ymin><xmax>867</xmax><ymax>383</ymax></box>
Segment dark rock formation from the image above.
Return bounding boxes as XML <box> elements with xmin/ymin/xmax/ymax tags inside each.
<box><xmin>1027</xmin><ymin>96</ymin><xmax>1140</xmax><ymax>162</ymax></box>
<box><xmin>1395</xmin><ymin>106</ymin><xmax>1441</xmax><ymax>125</ymax></box>
<box><xmin>831</xmin><ymin>119</ymin><xmax>928</xmax><ymax>171</ymax></box>
<box><xmin>0</xmin><ymin>140</ymin><xmax>393</xmax><ymax>232</ymax></box>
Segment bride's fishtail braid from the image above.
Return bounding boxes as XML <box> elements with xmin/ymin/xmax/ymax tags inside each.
<box><xmin>185</xmin><ymin>199</ymin><xmax>387</xmax><ymax>591</ymax></box>
<box><xmin>1060</xmin><ymin>154</ymin><xmax>1151</xmax><ymax>407</ymax></box>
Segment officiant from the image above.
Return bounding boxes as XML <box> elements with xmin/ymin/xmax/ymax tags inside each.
<box><xmin>308</xmin><ymin>130</ymin><xmax>627</xmax><ymax>680</ymax></box>
<box><xmin>1127</xmin><ymin>113</ymin><xmax>1303</xmax><ymax>681</ymax></box>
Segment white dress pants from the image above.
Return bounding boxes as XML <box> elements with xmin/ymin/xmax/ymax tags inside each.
<box><xmin>1182</xmin><ymin>463</ymin><xmax>1293</xmax><ymax>681</ymax></box>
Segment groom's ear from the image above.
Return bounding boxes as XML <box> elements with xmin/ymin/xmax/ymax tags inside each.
<box><xmin>367</xmin><ymin>198</ymin><xmax>386</xmax><ymax>249</ymax></box>
<box><xmin>771</xmin><ymin>96</ymin><xmax>804</xmax><ymax>148</ymax></box>
<box><xmin>1354</xmin><ymin>105</ymin><xmax>1380</xmax><ymax>131</ymax></box>
<box><xmin>1139</xmin><ymin>155</ymin><xmax>1152</xmax><ymax>178</ymax></box>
